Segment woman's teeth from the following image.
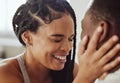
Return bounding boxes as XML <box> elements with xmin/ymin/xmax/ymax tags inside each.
<box><xmin>53</xmin><ymin>55</ymin><xmax>66</xmax><ymax>60</ymax></box>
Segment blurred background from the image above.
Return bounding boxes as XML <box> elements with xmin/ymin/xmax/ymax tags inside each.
<box><xmin>0</xmin><ymin>0</ymin><xmax>90</xmax><ymax>60</ymax></box>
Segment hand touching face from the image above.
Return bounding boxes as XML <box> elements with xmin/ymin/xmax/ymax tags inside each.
<box><xmin>75</xmin><ymin>26</ymin><xmax>120</xmax><ymax>83</ymax></box>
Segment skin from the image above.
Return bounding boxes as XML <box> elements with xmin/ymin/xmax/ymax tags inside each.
<box><xmin>81</xmin><ymin>11</ymin><xmax>96</xmax><ymax>40</ymax></box>
<box><xmin>22</xmin><ymin>14</ymin><xmax>75</xmax><ymax>83</ymax></box>
<box><xmin>0</xmin><ymin>14</ymin><xmax>74</xmax><ymax>83</ymax></box>
<box><xmin>74</xmin><ymin>10</ymin><xmax>120</xmax><ymax>83</ymax></box>
<box><xmin>0</xmin><ymin>14</ymin><xmax>120</xmax><ymax>83</ymax></box>
<box><xmin>81</xmin><ymin>10</ymin><xmax>120</xmax><ymax>73</ymax></box>
<box><xmin>73</xmin><ymin>26</ymin><xmax>120</xmax><ymax>83</ymax></box>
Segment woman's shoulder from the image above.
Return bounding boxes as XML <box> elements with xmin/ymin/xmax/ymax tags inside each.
<box><xmin>0</xmin><ymin>56</ymin><xmax>18</xmax><ymax>69</ymax></box>
<box><xmin>0</xmin><ymin>57</ymin><xmax>23</xmax><ymax>83</ymax></box>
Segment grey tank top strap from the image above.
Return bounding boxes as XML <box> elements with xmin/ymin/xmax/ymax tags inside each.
<box><xmin>17</xmin><ymin>54</ymin><xmax>30</xmax><ymax>83</ymax></box>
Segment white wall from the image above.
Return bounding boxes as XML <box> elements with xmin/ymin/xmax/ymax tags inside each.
<box><xmin>70</xmin><ymin>0</ymin><xmax>90</xmax><ymax>40</ymax></box>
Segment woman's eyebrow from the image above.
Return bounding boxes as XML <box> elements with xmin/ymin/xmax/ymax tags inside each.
<box><xmin>50</xmin><ymin>34</ymin><xmax>75</xmax><ymax>38</ymax></box>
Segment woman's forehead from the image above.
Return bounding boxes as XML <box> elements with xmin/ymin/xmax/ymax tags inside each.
<box><xmin>37</xmin><ymin>15</ymin><xmax>74</xmax><ymax>36</ymax></box>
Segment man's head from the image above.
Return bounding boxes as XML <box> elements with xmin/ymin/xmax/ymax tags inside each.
<box><xmin>81</xmin><ymin>0</ymin><xmax>120</xmax><ymax>47</ymax></box>
<box><xmin>81</xmin><ymin>0</ymin><xmax>120</xmax><ymax>72</ymax></box>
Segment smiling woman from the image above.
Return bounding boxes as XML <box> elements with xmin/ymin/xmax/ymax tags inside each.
<box><xmin>0</xmin><ymin>0</ymin><xmax>73</xmax><ymax>59</ymax></box>
<box><xmin>0</xmin><ymin>0</ymin><xmax>120</xmax><ymax>83</ymax></box>
<box><xmin>0</xmin><ymin>0</ymin><xmax>77</xmax><ymax>83</ymax></box>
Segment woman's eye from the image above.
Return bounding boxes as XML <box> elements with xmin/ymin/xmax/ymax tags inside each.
<box><xmin>54</xmin><ymin>40</ymin><xmax>61</xmax><ymax>43</ymax></box>
<box><xmin>50</xmin><ymin>37</ymin><xmax>63</xmax><ymax>43</ymax></box>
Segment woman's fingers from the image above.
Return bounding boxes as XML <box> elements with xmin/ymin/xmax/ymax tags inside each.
<box><xmin>98</xmin><ymin>35</ymin><xmax>119</xmax><ymax>57</ymax></box>
<box><xmin>77</xmin><ymin>26</ymin><xmax>120</xmax><ymax>81</ymax></box>
<box><xmin>95</xmin><ymin>36</ymin><xmax>119</xmax><ymax>60</ymax></box>
<box><xmin>99</xmin><ymin>44</ymin><xmax>120</xmax><ymax>65</ymax></box>
<box><xmin>87</xmin><ymin>26</ymin><xmax>103</xmax><ymax>52</ymax></box>
<box><xmin>103</xmin><ymin>56</ymin><xmax>120</xmax><ymax>71</ymax></box>
<box><xmin>78</xmin><ymin>35</ymin><xmax>88</xmax><ymax>56</ymax></box>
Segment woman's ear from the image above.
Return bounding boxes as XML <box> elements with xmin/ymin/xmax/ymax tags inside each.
<box><xmin>21</xmin><ymin>30</ymin><xmax>33</xmax><ymax>46</ymax></box>
<box><xmin>98</xmin><ymin>21</ymin><xmax>108</xmax><ymax>42</ymax></box>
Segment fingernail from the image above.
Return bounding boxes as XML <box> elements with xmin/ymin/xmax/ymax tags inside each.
<box><xmin>112</xmin><ymin>36</ymin><xmax>118</xmax><ymax>41</ymax></box>
<box><xmin>116</xmin><ymin>44</ymin><xmax>120</xmax><ymax>49</ymax></box>
<box><xmin>97</xmin><ymin>26</ymin><xmax>102</xmax><ymax>32</ymax></box>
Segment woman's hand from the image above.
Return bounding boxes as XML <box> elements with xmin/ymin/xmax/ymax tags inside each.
<box><xmin>74</xmin><ymin>26</ymin><xmax>120</xmax><ymax>83</ymax></box>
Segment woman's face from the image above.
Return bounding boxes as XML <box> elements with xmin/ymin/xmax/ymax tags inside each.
<box><xmin>30</xmin><ymin>15</ymin><xmax>74</xmax><ymax>70</ymax></box>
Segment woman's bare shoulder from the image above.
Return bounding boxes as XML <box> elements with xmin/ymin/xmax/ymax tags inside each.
<box><xmin>0</xmin><ymin>58</ymin><xmax>23</xmax><ymax>83</ymax></box>
<box><xmin>0</xmin><ymin>57</ymin><xmax>18</xmax><ymax>70</ymax></box>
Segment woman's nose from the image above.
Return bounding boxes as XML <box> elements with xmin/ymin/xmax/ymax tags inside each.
<box><xmin>60</xmin><ymin>41</ymin><xmax>72</xmax><ymax>52</ymax></box>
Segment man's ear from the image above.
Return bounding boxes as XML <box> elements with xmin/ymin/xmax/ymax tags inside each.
<box><xmin>98</xmin><ymin>21</ymin><xmax>108</xmax><ymax>42</ymax></box>
<box><xmin>21</xmin><ymin>30</ymin><xmax>33</xmax><ymax>46</ymax></box>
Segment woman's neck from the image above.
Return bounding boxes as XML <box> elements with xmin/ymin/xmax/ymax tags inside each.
<box><xmin>23</xmin><ymin>51</ymin><xmax>52</xmax><ymax>83</ymax></box>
